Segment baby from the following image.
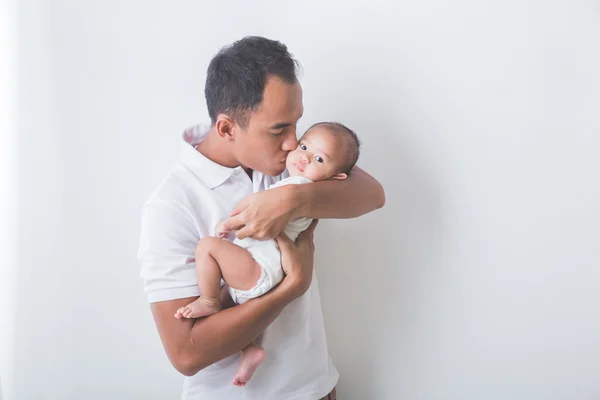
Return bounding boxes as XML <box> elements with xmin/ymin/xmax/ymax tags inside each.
<box><xmin>175</xmin><ymin>122</ymin><xmax>360</xmax><ymax>386</ymax></box>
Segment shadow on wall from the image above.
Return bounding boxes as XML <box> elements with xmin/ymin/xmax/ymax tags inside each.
<box><xmin>316</xmin><ymin>94</ymin><xmax>443</xmax><ymax>399</ymax></box>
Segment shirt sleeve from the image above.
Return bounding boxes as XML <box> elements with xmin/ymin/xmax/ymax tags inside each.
<box><xmin>137</xmin><ymin>201</ymin><xmax>202</xmax><ymax>303</ymax></box>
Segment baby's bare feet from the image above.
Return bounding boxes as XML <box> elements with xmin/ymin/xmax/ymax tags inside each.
<box><xmin>174</xmin><ymin>296</ymin><xmax>222</xmax><ymax>319</ymax></box>
<box><xmin>232</xmin><ymin>343</ymin><xmax>266</xmax><ymax>387</ymax></box>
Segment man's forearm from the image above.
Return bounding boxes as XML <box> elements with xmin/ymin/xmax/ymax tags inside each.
<box><xmin>163</xmin><ymin>282</ymin><xmax>295</xmax><ymax>376</ymax></box>
<box><xmin>295</xmin><ymin>166</ymin><xmax>385</xmax><ymax>219</ymax></box>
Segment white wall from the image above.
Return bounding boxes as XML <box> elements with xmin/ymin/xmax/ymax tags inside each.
<box><xmin>12</xmin><ymin>0</ymin><xmax>600</xmax><ymax>399</ymax></box>
<box><xmin>0</xmin><ymin>0</ymin><xmax>17</xmax><ymax>399</ymax></box>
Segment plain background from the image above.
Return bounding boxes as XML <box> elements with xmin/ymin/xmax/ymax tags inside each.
<box><xmin>2</xmin><ymin>0</ymin><xmax>600</xmax><ymax>399</ymax></box>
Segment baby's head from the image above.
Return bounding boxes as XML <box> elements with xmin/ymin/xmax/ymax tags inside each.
<box><xmin>286</xmin><ymin>122</ymin><xmax>360</xmax><ymax>182</ymax></box>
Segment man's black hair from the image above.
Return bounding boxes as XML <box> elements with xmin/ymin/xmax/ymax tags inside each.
<box><xmin>205</xmin><ymin>36</ymin><xmax>299</xmax><ymax>128</ymax></box>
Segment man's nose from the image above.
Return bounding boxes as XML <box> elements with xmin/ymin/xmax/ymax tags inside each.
<box><xmin>281</xmin><ymin>130</ymin><xmax>298</xmax><ymax>151</ymax></box>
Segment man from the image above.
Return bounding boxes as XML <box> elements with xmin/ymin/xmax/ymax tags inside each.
<box><xmin>138</xmin><ymin>36</ymin><xmax>385</xmax><ymax>399</ymax></box>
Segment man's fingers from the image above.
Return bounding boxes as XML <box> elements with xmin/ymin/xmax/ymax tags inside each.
<box><xmin>235</xmin><ymin>226</ymin><xmax>252</xmax><ymax>240</ymax></box>
<box><xmin>222</xmin><ymin>214</ymin><xmax>245</xmax><ymax>232</ymax></box>
<box><xmin>229</xmin><ymin>197</ymin><xmax>250</xmax><ymax>217</ymax></box>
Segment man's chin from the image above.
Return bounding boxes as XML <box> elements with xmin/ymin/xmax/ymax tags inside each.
<box><xmin>269</xmin><ymin>164</ymin><xmax>287</xmax><ymax>176</ymax></box>
<box><xmin>250</xmin><ymin>165</ymin><xmax>286</xmax><ymax>177</ymax></box>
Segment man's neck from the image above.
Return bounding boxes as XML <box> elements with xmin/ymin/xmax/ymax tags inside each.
<box><xmin>195</xmin><ymin>126</ymin><xmax>240</xmax><ymax>169</ymax></box>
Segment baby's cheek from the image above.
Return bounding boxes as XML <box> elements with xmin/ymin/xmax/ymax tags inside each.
<box><xmin>309</xmin><ymin>169</ymin><xmax>324</xmax><ymax>181</ymax></box>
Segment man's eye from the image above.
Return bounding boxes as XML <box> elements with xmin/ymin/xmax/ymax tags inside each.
<box><xmin>300</xmin><ymin>144</ymin><xmax>307</xmax><ymax>150</ymax></box>
<box><xmin>315</xmin><ymin>156</ymin><xmax>324</xmax><ymax>163</ymax></box>
<box><xmin>272</xmin><ymin>130</ymin><xmax>283</xmax><ymax>137</ymax></box>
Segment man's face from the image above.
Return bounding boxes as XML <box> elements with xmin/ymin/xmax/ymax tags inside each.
<box><xmin>232</xmin><ymin>76</ymin><xmax>303</xmax><ymax>176</ymax></box>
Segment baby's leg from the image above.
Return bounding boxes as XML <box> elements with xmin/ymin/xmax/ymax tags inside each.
<box><xmin>232</xmin><ymin>342</ymin><xmax>266</xmax><ymax>387</ymax></box>
<box><xmin>175</xmin><ymin>237</ymin><xmax>263</xmax><ymax>319</ymax></box>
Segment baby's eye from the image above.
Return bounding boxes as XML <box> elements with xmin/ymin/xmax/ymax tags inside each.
<box><xmin>315</xmin><ymin>156</ymin><xmax>324</xmax><ymax>163</ymax></box>
<box><xmin>300</xmin><ymin>144</ymin><xmax>307</xmax><ymax>151</ymax></box>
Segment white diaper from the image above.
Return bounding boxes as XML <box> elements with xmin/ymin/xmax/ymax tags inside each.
<box><xmin>228</xmin><ymin>267</ymin><xmax>273</xmax><ymax>304</ymax></box>
<box><xmin>227</xmin><ymin>237</ymin><xmax>284</xmax><ymax>304</ymax></box>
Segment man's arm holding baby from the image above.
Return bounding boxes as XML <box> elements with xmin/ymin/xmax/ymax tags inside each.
<box><xmin>224</xmin><ymin>166</ymin><xmax>385</xmax><ymax>240</ymax></box>
<box><xmin>147</xmin><ymin>164</ymin><xmax>382</xmax><ymax>375</ymax></box>
<box><xmin>294</xmin><ymin>166</ymin><xmax>385</xmax><ymax>218</ymax></box>
<box><xmin>150</xmin><ymin>222</ymin><xmax>317</xmax><ymax>377</ymax></box>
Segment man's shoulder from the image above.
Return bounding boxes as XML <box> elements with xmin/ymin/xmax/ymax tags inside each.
<box><xmin>144</xmin><ymin>163</ymin><xmax>204</xmax><ymax>208</ymax></box>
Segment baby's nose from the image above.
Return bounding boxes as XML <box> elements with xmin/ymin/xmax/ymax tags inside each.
<box><xmin>301</xmin><ymin>155</ymin><xmax>311</xmax><ymax>164</ymax></box>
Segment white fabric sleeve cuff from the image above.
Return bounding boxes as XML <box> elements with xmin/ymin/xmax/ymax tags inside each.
<box><xmin>147</xmin><ymin>285</ymin><xmax>201</xmax><ymax>304</ymax></box>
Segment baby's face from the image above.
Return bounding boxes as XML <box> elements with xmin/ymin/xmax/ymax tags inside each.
<box><xmin>286</xmin><ymin>126</ymin><xmax>348</xmax><ymax>182</ymax></box>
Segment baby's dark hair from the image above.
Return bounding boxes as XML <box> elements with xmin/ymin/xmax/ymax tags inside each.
<box><xmin>304</xmin><ymin>122</ymin><xmax>361</xmax><ymax>175</ymax></box>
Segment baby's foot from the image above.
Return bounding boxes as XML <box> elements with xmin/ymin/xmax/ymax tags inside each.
<box><xmin>174</xmin><ymin>296</ymin><xmax>222</xmax><ymax>319</ymax></box>
<box><xmin>232</xmin><ymin>343</ymin><xmax>266</xmax><ymax>387</ymax></box>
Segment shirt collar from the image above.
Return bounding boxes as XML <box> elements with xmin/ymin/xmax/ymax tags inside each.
<box><xmin>179</xmin><ymin>124</ymin><xmax>241</xmax><ymax>189</ymax></box>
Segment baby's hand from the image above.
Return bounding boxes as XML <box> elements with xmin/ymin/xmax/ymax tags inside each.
<box><xmin>215</xmin><ymin>221</ymin><xmax>231</xmax><ymax>239</ymax></box>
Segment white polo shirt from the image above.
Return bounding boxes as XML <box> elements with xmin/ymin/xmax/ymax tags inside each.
<box><xmin>138</xmin><ymin>124</ymin><xmax>339</xmax><ymax>400</ymax></box>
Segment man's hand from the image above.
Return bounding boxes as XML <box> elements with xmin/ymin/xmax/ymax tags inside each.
<box><xmin>275</xmin><ymin>220</ymin><xmax>318</xmax><ymax>297</ymax></box>
<box><xmin>214</xmin><ymin>221</ymin><xmax>232</xmax><ymax>240</ymax></box>
<box><xmin>222</xmin><ymin>185</ymin><xmax>300</xmax><ymax>240</ymax></box>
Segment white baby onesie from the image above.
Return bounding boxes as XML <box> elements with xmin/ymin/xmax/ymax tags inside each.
<box><xmin>227</xmin><ymin>176</ymin><xmax>313</xmax><ymax>304</ymax></box>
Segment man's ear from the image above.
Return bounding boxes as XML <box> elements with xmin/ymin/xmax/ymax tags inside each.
<box><xmin>330</xmin><ymin>173</ymin><xmax>348</xmax><ymax>180</ymax></box>
<box><xmin>215</xmin><ymin>115</ymin><xmax>235</xmax><ymax>141</ymax></box>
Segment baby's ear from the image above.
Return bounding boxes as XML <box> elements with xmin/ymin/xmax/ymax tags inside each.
<box><xmin>331</xmin><ymin>173</ymin><xmax>347</xmax><ymax>180</ymax></box>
